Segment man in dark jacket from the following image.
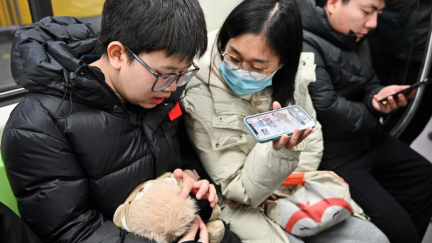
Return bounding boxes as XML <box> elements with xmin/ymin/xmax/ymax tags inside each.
<box><xmin>0</xmin><ymin>1</ymin><xmax>240</xmax><ymax>243</ymax></box>
<box><xmin>368</xmin><ymin>0</ymin><xmax>432</xmax><ymax>145</ymax></box>
<box><xmin>296</xmin><ymin>0</ymin><xmax>432</xmax><ymax>243</ymax></box>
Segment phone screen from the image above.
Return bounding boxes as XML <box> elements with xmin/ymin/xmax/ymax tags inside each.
<box><xmin>244</xmin><ymin>106</ymin><xmax>315</xmax><ymax>142</ymax></box>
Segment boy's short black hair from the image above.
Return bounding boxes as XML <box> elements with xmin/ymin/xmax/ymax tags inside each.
<box><xmin>95</xmin><ymin>0</ymin><xmax>207</xmax><ymax>63</ymax></box>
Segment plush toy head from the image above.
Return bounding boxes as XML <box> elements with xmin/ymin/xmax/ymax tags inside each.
<box><xmin>114</xmin><ymin>172</ymin><xmax>225</xmax><ymax>243</ymax></box>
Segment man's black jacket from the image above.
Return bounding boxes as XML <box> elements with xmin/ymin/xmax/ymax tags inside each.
<box><xmin>296</xmin><ymin>0</ymin><xmax>384</xmax><ymax>168</ymax></box>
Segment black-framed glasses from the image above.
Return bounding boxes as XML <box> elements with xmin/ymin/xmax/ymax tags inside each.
<box><xmin>125</xmin><ymin>46</ymin><xmax>200</xmax><ymax>91</ymax></box>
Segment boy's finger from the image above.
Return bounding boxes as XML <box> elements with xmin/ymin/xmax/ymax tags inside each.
<box><xmin>197</xmin><ymin>216</ymin><xmax>209</xmax><ymax>243</ymax></box>
<box><xmin>179</xmin><ymin>181</ymin><xmax>193</xmax><ymax>199</ymax></box>
<box><xmin>173</xmin><ymin>169</ymin><xmax>183</xmax><ymax>178</ymax></box>
<box><xmin>208</xmin><ymin>184</ymin><xmax>217</xmax><ymax>204</ymax></box>
<box><xmin>194</xmin><ymin>180</ymin><xmax>209</xmax><ymax>199</ymax></box>
<box><xmin>179</xmin><ymin>217</ymin><xmax>199</xmax><ymax>242</ymax></box>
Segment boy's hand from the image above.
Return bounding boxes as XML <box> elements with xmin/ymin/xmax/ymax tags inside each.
<box><xmin>178</xmin><ymin>216</ymin><xmax>209</xmax><ymax>243</ymax></box>
<box><xmin>174</xmin><ymin>169</ymin><xmax>218</xmax><ymax>208</ymax></box>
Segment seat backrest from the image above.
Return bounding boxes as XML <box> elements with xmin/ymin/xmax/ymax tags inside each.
<box><xmin>199</xmin><ymin>0</ymin><xmax>242</xmax><ymax>31</ymax></box>
<box><xmin>0</xmin><ymin>153</ymin><xmax>19</xmax><ymax>216</ymax></box>
<box><xmin>0</xmin><ymin>103</ymin><xmax>19</xmax><ymax>216</ymax></box>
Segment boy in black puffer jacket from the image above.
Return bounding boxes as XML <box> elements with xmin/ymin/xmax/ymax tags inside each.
<box><xmin>1</xmin><ymin>1</ymin><xmax>240</xmax><ymax>243</ymax></box>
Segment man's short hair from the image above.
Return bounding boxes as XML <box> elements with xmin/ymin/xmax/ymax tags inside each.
<box><xmin>319</xmin><ymin>0</ymin><xmax>389</xmax><ymax>6</ymax></box>
<box><xmin>95</xmin><ymin>0</ymin><xmax>207</xmax><ymax>63</ymax></box>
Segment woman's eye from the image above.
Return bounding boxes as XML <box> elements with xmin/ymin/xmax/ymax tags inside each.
<box><xmin>251</xmin><ymin>67</ymin><xmax>265</xmax><ymax>73</ymax></box>
<box><xmin>363</xmin><ymin>10</ymin><xmax>370</xmax><ymax>15</ymax></box>
<box><xmin>231</xmin><ymin>58</ymin><xmax>241</xmax><ymax>63</ymax></box>
<box><xmin>226</xmin><ymin>55</ymin><xmax>240</xmax><ymax>63</ymax></box>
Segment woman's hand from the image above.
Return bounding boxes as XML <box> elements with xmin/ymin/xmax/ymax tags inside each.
<box><xmin>174</xmin><ymin>169</ymin><xmax>218</xmax><ymax>207</ymax></box>
<box><xmin>178</xmin><ymin>216</ymin><xmax>209</xmax><ymax>243</ymax></box>
<box><xmin>372</xmin><ymin>85</ymin><xmax>415</xmax><ymax>114</ymax></box>
<box><xmin>271</xmin><ymin>101</ymin><xmax>313</xmax><ymax>151</ymax></box>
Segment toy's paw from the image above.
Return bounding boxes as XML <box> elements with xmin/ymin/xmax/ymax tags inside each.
<box><xmin>206</xmin><ymin>219</ymin><xmax>225</xmax><ymax>243</ymax></box>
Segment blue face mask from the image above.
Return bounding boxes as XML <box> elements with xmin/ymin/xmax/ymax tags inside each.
<box><xmin>219</xmin><ymin>62</ymin><xmax>274</xmax><ymax>96</ymax></box>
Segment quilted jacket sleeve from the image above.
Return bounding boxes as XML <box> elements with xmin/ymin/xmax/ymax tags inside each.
<box><xmin>303</xmin><ymin>43</ymin><xmax>382</xmax><ymax>140</ymax></box>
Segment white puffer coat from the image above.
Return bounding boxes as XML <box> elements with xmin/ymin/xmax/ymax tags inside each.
<box><xmin>181</xmin><ymin>30</ymin><xmax>326</xmax><ymax>242</ymax></box>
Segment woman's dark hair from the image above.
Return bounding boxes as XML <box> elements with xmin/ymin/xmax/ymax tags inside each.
<box><xmin>95</xmin><ymin>0</ymin><xmax>207</xmax><ymax>63</ymax></box>
<box><xmin>217</xmin><ymin>0</ymin><xmax>303</xmax><ymax>105</ymax></box>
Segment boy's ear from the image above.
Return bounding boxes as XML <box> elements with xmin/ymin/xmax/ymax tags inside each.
<box><xmin>107</xmin><ymin>41</ymin><xmax>126</xmax><ymax>71</ymax></box>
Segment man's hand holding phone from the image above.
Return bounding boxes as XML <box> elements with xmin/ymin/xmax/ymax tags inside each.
<box><xmin>373</xmin><ymin>85</ymin><xmax>415</xmax><ymax>114</ymax></box>
<box><xmin>373</xmin><ymin>78</ymin><xmax>431</xmax><ymax>114</ymax></box>
<box><xmin>271</xmin><ymin>102</ymin><xmax>313</xmax><ymax>150</ymax></box>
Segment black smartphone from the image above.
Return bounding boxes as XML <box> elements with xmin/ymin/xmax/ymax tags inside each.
<box><xmin>379</xmin><ymin>78</ymin><xmax>431</xmax><ymax>103</ymax></box>
<box><xmin>243</xmin><ymin>105</ymin><xmax>316</xmax><ymax>143</ymax></box>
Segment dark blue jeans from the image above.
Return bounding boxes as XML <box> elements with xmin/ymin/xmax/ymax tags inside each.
<box><xmin>320</xmin><ymin>132</ymin><xmax>432</xmax><ymax>243</ymax></box>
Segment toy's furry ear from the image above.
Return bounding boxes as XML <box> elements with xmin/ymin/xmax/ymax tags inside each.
<box><xmin>113</xmin><ymin>203</ymin><xmax>129</xmax><ymax>230</ymax></box>
<box><xmin>114</xmin><ymin>177</ymin><xmax>154</xmax><ymax>231</ymax></box>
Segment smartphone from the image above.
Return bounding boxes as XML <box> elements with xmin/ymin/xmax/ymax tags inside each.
<box><xmin>243</xmin><ymin>105</ymin><xmax>316</xmax><ymax>143</ymax></box>
<box><xmin>379</xmin><ymin>78</ymin><xmax>431</xmax><ymax>103</ymax></box>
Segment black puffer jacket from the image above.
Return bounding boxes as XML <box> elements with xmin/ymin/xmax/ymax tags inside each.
<box><xmin>297</xmin><ymin>0</ymin><xmax>384</xmax><ymax>168</ymax></box>
<box><xmin>1</xmin><ymin>17</ymin><xmax>196</xmax><ymax>243</ymax></box>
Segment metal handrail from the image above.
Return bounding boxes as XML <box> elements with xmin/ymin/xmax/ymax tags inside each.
<box><xmin>12</xmin><ymin>0</ymin><xmax>22</xmax><ymax>26</ymax></box>
<box><xmin>27</xmin><ymin>0</ymin><xmax>53</xmax><ymax>22</ymax></box>
<box><xmin>390</xmin><ymin>10</ymin><xmax>432</xmax><ymax>138</ymax></box>
<box><xmin>0</xmin><ymin>88</ymin><xmax>25</xmax><ymax>100</ymax></box>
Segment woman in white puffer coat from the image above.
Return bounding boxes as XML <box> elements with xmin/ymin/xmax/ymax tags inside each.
<box><xmin>181</xmin><ymin>1</ymin><xmax>389</xmax><ymax>243</ymax></box>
